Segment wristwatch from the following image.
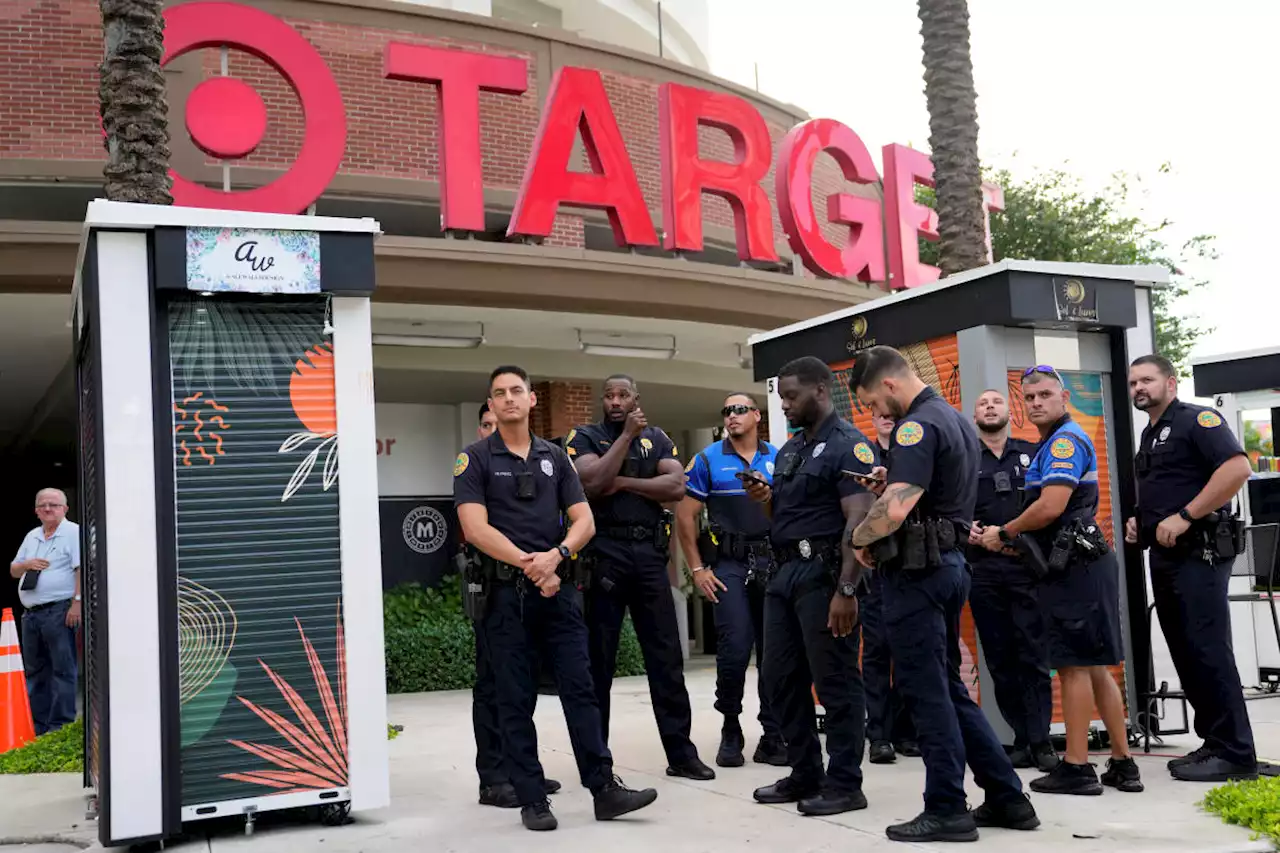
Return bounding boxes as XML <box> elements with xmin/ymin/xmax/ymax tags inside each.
<box><xmin>556</xmin><ymin>544</ymin><xmax>572</xmax><ymax>560</ymax></box>
<box><xmin>997</xmin><ymin>527</ymin><xmax>1014</xmax><ymax>544</ymax></box>
<box><xmin>73</xmin><ymin>594</ymin><xmax>82</xmax><ymax>602</ymax></box>
<box><xmin>1178</xmin><ymin>508</ymin><xmax>1195</xmax><ymax>523</ymax></box>
<box><xmin>838</xmin><ymin>580</ymin><xmax>858</xmax><ymax>598</ymax></box>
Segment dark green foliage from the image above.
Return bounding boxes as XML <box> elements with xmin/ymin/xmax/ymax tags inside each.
<box><xmin>0</xmin><ymin>718</ymin><xmax>84</xmax><ymax>774</ymax></box>
<box><xmin>383</xmin><ymin>576</ymin><xmax>646</xmax><ymax>694</ymax></box>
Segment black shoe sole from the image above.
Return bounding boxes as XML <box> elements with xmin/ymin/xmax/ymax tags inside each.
<box><xmin>974</xmin><ymin>813</ymin><xmax>1041</xmax><ymax>831</ymax></box>
<box><xmin>594</xmin><ymin>789</ymin><xmax>658</xmax><ymax>821</ymax></box>
<box><xmin>887</xmin><ymin>827</ymin><xmax>979</xmax><ymax>843</ymax></box>
<box><xmin>1171</xmin><ymin>769</ymin><xmax>1258</xmax><ymax>783</ymax></box>
<box><xmin>716</xmin><ymin>753</ymin><xmax>746</xmax><ymax>768</ymax></box>
<box><xmin>1102</xmin><ymin>779</ymin><xmax>1145</xmax><ymax>792</ymax></box>
<box><xmin>754</xmin><ymin>790</ymin><xmax>819</xmax><ymax>804</ymax></box>
<box><xmin>523</xmin><ymin>818</ymin><xmax>558</xmax><ymax>831</ymax></box>
<box><xmin>1029</xmin><ymin>780</ymin><xmax>1103</xmax><ymax>796</ymax></box>
<box><xmin>666</xmin><ymin>766</ymin><xmax>716</xmax><ymax>781</ymax></box>
<box><xmin>753</xmin><ymin>753</ymin><xmax>789</xmax><ymax>766</ymax></box>
<box><xmin>798</xmin><ymin>795</ymin><xmax>868</xmax><ymax>816</ymax></box>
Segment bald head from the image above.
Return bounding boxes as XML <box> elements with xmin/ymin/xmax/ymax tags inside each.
<box><xmin>973</xmin><ymin>389</ymin><xmax>1009</xmax><ymax>435</ymax></box>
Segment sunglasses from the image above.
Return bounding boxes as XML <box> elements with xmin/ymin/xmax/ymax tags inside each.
<box><xmin>722</xmin><ymin>404</ymin><xmax>758</xmax><ymax>418</ymax></box>
<box><xmin>1022</xmin><ymin>365</ymin><xmax>1064</xmax><ymax>382</ymax></box>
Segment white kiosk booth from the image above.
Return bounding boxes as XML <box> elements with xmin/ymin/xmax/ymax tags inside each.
<box><xmin>74</xmin><ymin>200</ymin><xmax>389</xmax><ymax>847</ymax></box>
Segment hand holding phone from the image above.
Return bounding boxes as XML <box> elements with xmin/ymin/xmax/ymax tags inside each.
<box><xmin>735</xmin><ymin>470</ymin><xmax>768</xmax><ymax>487</ymax></box>
<box><xmin>840</xmin><ymin>469</ymin><xmax>885</xmax><ymax>485</ymax></box>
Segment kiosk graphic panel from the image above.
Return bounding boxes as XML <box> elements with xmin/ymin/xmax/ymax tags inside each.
<box><xmin>168</xmin><ymin>297</ymin><xmax>347</xmax><ymax>808</ymax></box>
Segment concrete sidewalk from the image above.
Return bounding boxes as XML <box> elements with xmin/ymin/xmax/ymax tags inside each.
<box><xmin>1</xmin><ymin>666</ymin><xmax>1274</xmax><ymax>851</ymax></box>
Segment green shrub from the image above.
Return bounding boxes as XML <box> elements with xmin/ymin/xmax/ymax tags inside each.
<box><xmin>383</xmin><ymin>576</ymin><xmax>646</xmax><ymax>693</ymax></box>
<box><xmin>1202</xmin><ymin>776</ymin><xmax>1280</xmax><ymax>845</ymax></box>
<box><xmin>0</xmin><ymin>718</ymin><xmax>84</xmax><ymax>774</ymax></box>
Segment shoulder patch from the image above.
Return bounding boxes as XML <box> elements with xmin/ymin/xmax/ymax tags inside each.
<box><xmin>672</xmin><ymin>444</ymin><xmax>679</xmax><ymax>457</ymax></box>
<box><xmin>454</xmin><ymin>452</ymin><xmax>470</xmax><ymax>477</ymax></box>
<box><xmin>895</xmin><ymin>421</ymin><xmax>924</xmax><ymax>447</ymax></box>
<box><xmin>1197</xmin><ymin>410</ymin><xmax>1223</xmax><ymax>428</ymax></box>
<box><xmin>684</xmin><ymin>457</ymin><xmax>696</xmax><ymax>473</ymax></box>
<box><xmin>853</xmin><ymin>442</ymin><xmax>875</xmax><ymax>464</ymax></box>
<box><xmin>1051</xmin><ymin>461</ymin><xmax>1075</xmax><ymax>469</ymax></box>
<box><xmin>1050</xmin><ymin>437</ymin><xmax>1076</xmax><ymax>459</ymax></box>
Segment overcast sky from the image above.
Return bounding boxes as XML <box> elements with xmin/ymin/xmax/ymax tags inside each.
<box><xmin>705</xmin><ymin>0</ymin><xmax>1275</xmax><ymax>368</ymax></box>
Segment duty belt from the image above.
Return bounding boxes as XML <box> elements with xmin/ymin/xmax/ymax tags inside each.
<box><xmin>773</xmin><ymin>536</ymin><xmax>841</xmax><ymax>565</ymax></box>
<box><xmin>718</xmin><ymin>532</ymin><xmax>771</xmax><ymax>560</ymax></box>
<box><xmin>599</xmin><ymin>523</ymin><xmax>658</xmax><ymax>541</ymax></box>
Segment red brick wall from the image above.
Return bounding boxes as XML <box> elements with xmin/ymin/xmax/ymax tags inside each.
<box><xmin>1</xmin><ymin>0</ymin><xmax>854</xmax><ymax>260</ymax></box>
<box><xmin>530</xmin><ymin>381</ymin><xmax>594</xmax><ymax>439</ymax></box>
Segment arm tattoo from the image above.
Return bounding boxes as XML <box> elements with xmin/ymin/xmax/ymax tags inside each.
<box><xmin>851</xmin><ymin>483</ymin><xmax>924</xmax><ymax>546</ymax></box>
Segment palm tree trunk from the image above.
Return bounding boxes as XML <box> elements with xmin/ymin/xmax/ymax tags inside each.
<box><xmin>100</xmin><ymin>0</ymin><xmax>172</xmax><ymax>204</ymax></box>
<box><xmin>917</xmin><ymin>0</ymin><xmax>985</xmax><ymax>275</ymax></box>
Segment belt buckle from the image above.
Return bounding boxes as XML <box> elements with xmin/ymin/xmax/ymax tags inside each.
<box><xmin>799</xmin><ymin>539</ymin><xmax>812</xmax><ymax>559</ymax></box>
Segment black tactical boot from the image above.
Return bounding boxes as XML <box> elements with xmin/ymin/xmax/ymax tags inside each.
<box><xmin>1029</xmin><ymin>761</ymin><xmax>1103</xmax><ymax>796</ymax></box>
<box><xmin>593</xmin><ymin>776</ymin><xmax>658</xmax><ymax>820</ymax></box>
<box><xmin>521</xmin><ymin>800</ymin><xmax>557</xmax><ymax>831</ymax></box>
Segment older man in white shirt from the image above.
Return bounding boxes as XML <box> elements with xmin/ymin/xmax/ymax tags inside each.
<box><xmin>9</xmin><ymin>488</ymin><xmax>81</xmax><ymax>734</ymax></box>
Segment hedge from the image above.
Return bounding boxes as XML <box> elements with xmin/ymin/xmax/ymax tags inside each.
<box><xmin>384</xmin><ymin>575</ymin><xmax>645</xmax><ymax>694</ymax></box>
<box><xmin>1202</xmin><ymin>776</ymin><xmax>1280</xmax><ymax>846</ymax></box>
<box><xmin>0</xmin><ymin>718</ymin><xmax>84</xmax><ymax>774</ymax></box>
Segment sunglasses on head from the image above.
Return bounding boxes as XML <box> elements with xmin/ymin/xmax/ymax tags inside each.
<box><xmin>1022</xmin><ymin>365</ymin><xmax>1064</xmax><ymax>382</ymax></box>
<box><xmin>722</xmin><ymin>404</ymin><xmax>757</xmax><ymax>417</ymax></box>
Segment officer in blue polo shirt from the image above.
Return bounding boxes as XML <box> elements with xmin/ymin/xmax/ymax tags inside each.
<box><xmin>981</xmin><ymin>365</ymin><xmax>1141</xmax><ymax>797</ymax></box>
<box><xmin>676</xmin><ymin>392</ymin><xmax>785</xmax><ymax>769</ymax></box>
<box><xmin>454</xmin><ymin>365</ymin><xmax>657</xmax><ymax>832</ymax></box>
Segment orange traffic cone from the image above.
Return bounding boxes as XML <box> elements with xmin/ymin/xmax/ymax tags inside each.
<box><xmin>1</xmin><ymin>608</ymin><xmax>35</xmax><ymax>753</ymax></box>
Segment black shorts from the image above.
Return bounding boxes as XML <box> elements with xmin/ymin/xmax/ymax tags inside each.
<box><xmin>1040</xmin><ymin>551</ymin><xmax>1124</xmax><ymax>668</ymax></box>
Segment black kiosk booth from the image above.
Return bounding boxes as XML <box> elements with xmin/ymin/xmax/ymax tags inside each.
<box><xmin>747</xmin><ymin>260</ymin><xmax>1169</xmax><ymax>746</ymax></box>
<box><xmin>73</xmin><ymin>200</ymin><xmax>389</xmax><ymax>846</ymax></box>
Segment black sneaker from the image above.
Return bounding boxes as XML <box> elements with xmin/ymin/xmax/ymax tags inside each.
<box><xmin>886</xmin><ymin>811</ymin><xmax>980</xmax><ymax>843</ymax></box>
<box><xmin>972</xmin><ymin>794</ymin><xmax>1040</xmax><ymax>831</ymax></box>
<box><xmin>716</xmin><ymin>729</ymin><xmax>746</xmax><ymax>768</ymax></box>
<box><xmin>752</xmin><ymin>734</ymin><xmax>788</xmax><ymax>766</ymax></box>
<box><xmin>797</xmin><ymin>787</ymin><xmax>868</xmax><ymax>816</ymax></box>
<box><xmin>544</xmin><ymin>778</ymin><xmax>562</xmax><ymax>795</ymax></box>
<box><xmin>1029</xmin><ymin>761</ymin><xmax>1103</xmax><ymax>796</ymax></box>
<box><xmin>1167</xmin><ymin>744</ymin><xmax>1213</xmax><ymax>771</ymax></box>
<box><xmin>479</xmin><ymin>782</ymin><xmax>519</xmax><ymax>808</ymax></box>
<box><xmin>753</xmin><ymin>775</ymin><xmax>821</xmax><ymax>804</ymax></box>
<box><xmin>1171</xmin><ymin>755</ymin><xmax>1259</xmax><ymax>783</ymax></box>
<box><xmin>869</xmin><ymin>741</ymin><xmax>897</xmax><ymax>764</ymax></box>
<box><xmin>521</xmin><ymin>800</ymin><xmax>557</xmax><ymax>831</ymax></box>
<box><xmin>1100</xmin><ymin>757</ymin><xmax>1144</xmax><ymax>792</ymax></box>
<box><xmin>1008</xmin><ymin>747</ymin><xmax>1034</xmax><ymax>769</ymax></box>
<box><xmin>895</xmin><ymin>740</ymin><xmax>922</xmax><ymax>758</ymax></box>
<box><xmin>666</xmin><ymin>756</ymin><xmax>716</xmax><ymax>780</ymax></box>
<box><xmin>593</xmin><ymin>776</ymin><xmax>658</xmax><ymax>820</ymax></box>
<box><xmin>1032</xmin><ymin>742</ymin><xmax>1061</xmax><ymax>772</ymax></box>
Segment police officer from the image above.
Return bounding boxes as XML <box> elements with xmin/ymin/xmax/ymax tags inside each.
<box><xmin>849</xmin><ymin>346</ymin><xmax>1035</xmax><ymax>843</ymax></box>
<box><xmin>966</xmin><ymin>389</ymin><xmax>1057</xmax><ymax>771</ymax></box>
<box><xmin>677</xmin><ymin>393</ymin><xmax>787</xmax><ymax>768</ymax></box>
<box><xmin>466</xmin><ymin>404</ymin><xmax>563</xmax><ymax>808</ymax></box>
<box><xmin>568</xmin><ymin>375</ymin><xmax>715</xmax><ymax>781</ymax></box>
<box><xmin>1126</xmin><ymin>354</ymin><xmax>1257</xmax><ymax>782</ymax></box>
<box><xmin>454</xmin><ymin>366</ymin><xmax>657</xmax><ymax>831</ymax></box>
<box><xmin>980</xmin><ymin>365</ymin><xmax>1141</xmax><ymax>796</ymax></box>
<box><xmin>861</xmin><ymin>412</ymin><xmax>920</xmax><ymax>764</ymax></box>
<box><xmin>741</xmin><ymin>356</ymin><xmax>872</xmax><ymax>817</ymax></box>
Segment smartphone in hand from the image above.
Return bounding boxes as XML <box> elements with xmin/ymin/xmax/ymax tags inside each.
<box><xmin>735</xmin><ymin>470</ymin><xmax>768</xmax><ymax>488</ymax></box>
<box><xmin>840</xmin><ymin>469</ymin><xmax>885</xmax><ymax>486</ymax></box>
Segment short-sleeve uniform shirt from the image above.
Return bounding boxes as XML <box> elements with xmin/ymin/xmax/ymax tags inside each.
<box><xmin>769</xmin><ymin>411</ymin><xmax>877</xmax><ymax>542</ymax></box>
<box><xmin>885</xmin><ymin>387</ymin><xmax>980</xmax><ymax>522</ymax></box>
<box><xmin>453</xmin><ymin>432</ymin><xmax>586</xmax><ymax>554</ymax></box>
<box><xmin>685</xmin><ymin>438</ymin><xmax>779</xmax><ymax>538</ymax></box>
<box><xmin>1137</xmin><ymin>399</ymin><xmax>1245</xmax><ymax>546</ymax></box>
<box><xmin>567</xmin><ymin>421</ymin><xmax>677</xmax><ymax>528</ymax></box>
<box><xmin>1023</xmin><ymin>415</ymin><xmax>1099</xmax><ymax>550</ymax></box>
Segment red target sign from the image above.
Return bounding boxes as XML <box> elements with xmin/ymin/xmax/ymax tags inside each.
<box><xmin>162</xmin><ymin>2</ymin><xmax>346</xmax><ymax>214</ymax></box>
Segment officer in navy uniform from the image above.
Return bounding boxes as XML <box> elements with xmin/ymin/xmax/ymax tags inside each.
<box><xmin>568</xmin><ymin>375</ymin><xmax>715</xmax><ymax>781</ymax></box>
<box><xmin>965</xmin><ymin>389</ymin><xmax>1057</xmax><ymax>771</ymax></box>
<box><xmin>1127</xmin><ymin>353</ymin><xmax>1257</xmax><ymax>782</ymax></box>
<box><xmin>454</xmin><ymin>366</ymin><xmax>657</xmax><ymax>831</ymax></box>
<box><xmin>980</xmin><ymin>365</ymin><xmax>1141</xmax><ymax>797</ymax></box>
<box><xmin>861</xmin><ymin>412</ymin><xmax>920</xmax><ymax>764</ymax></box>
<box><xmin>467</xmin><ymin>403</ymin><xmax>563</xmax><ymax>808</ymax></box>
<box><xmin>849</xmin><ymin>346</ymin><xmax>1035</xmax><ymax>843</ymax></box>
<box><xmin>741</xmin><ymin>356</ymin><xmax>873</xmax><ymax>817</ymax></box>
<box><xmin>677</xmin><ymin>392</ymin><xmax>787</xmax><ymax>768</ymax></box>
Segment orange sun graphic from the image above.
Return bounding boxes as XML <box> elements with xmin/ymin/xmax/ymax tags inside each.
<box><xmin>280</xmin><ymin>343</ymin><xmax>339</xmax><ymax>502</ymax></box>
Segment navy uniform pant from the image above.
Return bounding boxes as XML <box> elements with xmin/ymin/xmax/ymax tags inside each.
<box><xmin>1150</xmin><ymin>548</ymin><xmax>1256</xmax><ymax>766</ymax></box>
<box><xmin>968</xmin><ymin>556</ymin><xmax>1053</xmax><ymax>750</ymax></box>
<box><xmin>882</xmin><ymin>551</ymin><xmax>1023</xmax><ymax>815</ymax></box>
<box><xmin>712</xmin><ymin>557</ymin><xmax>780</xmax><ymax>737</ymax></box>
<box><xmin>762</xmin><ymin>557</ymin><xmax>865</xmax><ymax>793</ymax></box>
<box><xmin>472</xmin><ymin>622</ymin><xmax>508</xmax><ymax>787</ymax></box>
<box><xmin>484</xmin><ymin>581</ymin><xmax>613</xmax><ymax>806</ymax></box>
<box><xmin>861</xmin><ymin>572</ymin><xmax>916</xmax><ymax>746</ymax></box>
<box><xmin>587</xmin><ymin>539</ymin><xmax>697</xmax><ymax>765</ymax></box>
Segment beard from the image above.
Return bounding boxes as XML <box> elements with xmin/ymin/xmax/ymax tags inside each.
<box><xmin>1132</xmin><ymin>392</ymin><xmax>1162</xmax><ymax>411</ymax></box>
<box><xmin>976</xmin><ymin>417</ymin><xmax>1008</xmax><ymax>434</ymax></box>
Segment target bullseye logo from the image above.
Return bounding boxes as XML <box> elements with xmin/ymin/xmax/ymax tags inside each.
<box><xmin>161</xmin><ymin>1</ymin><xmax>347</xmax><ymax>213</ymax></box>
